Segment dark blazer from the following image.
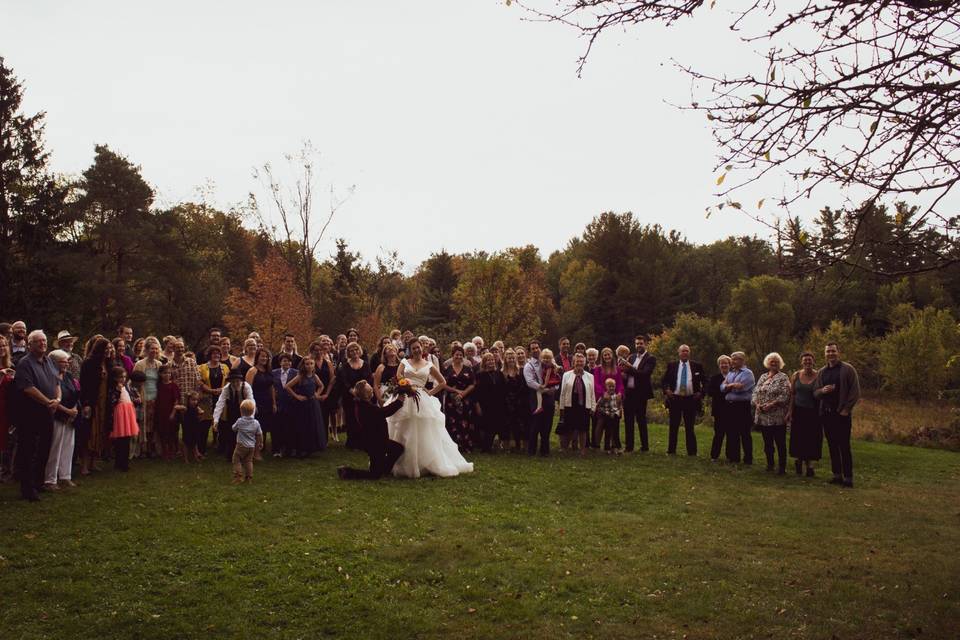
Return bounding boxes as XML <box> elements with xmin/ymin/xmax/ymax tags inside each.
<box><xmin>356</xmin><ymin>397</ymin><xmax>404</xmax><ymax>449</ymax></box>
<box><xmin>660</xmin><ymin>360</ymin><xmax>706</xmax><ymax>396</ymax></box>
<box><xmin>272</xmin><ymin>367</ymin><xmax>295</xmax><ymax>412</ymax></box>
<box><xmin>622</xmin><ymin>351</ymin><xmax>657</xmax><ymax>400</ymax></box>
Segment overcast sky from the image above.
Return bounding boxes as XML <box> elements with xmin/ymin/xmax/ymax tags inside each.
<box><xmin>6</xmin><ymin>1</ymin><xmax>811</xmax><ymax>269</ymax></box>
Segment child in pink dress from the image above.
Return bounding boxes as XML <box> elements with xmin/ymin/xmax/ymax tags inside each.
<box><xmin>109</xmin><ymin>366</ymin><xmax>141</xmax><ymax>472</ymax></box>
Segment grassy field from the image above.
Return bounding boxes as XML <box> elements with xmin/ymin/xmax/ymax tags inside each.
<box><xmin>1</xmin><ymin>424</ymin><xmax>958</xmax><ymax>640</ymax></box>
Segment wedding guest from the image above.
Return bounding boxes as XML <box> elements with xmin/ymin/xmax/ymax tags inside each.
<box><xmin>621</xmin><ymin>335</ymin><xmax>656</xmax><ymax>453</ymax></box>
<box><xmin>197</xmin><ymin>345</ymin><xmax>229</xmax><ymax>457</ymax></box>
<box><xmin>181</xmin><ymin>391</ymin><xmax>204</xmax><ymax>462</ymax></box>
<box><xmin>230</xmin><ymin>399</ymin><xmax>262</xmax><ymax>484</ymax></box>
<box><xmin>369</xmin><ymin>336</ymin><xmax>393</xmax><ymax>372</ymax></box>
<box><xmin>557</xmin><ymin>337</ymin><xmax>573</xmax><ymax>371</ymax></box>
<box><xmin>722</xmin><ymin>351</ymin><xmax>755</xmax><ymax>464</ymax></box>
<box><xmin>79</xmin><ymin>337</ymin><xmax>115</xmax><ymax>474</ymax></box>
<box><xmin>472</xmin><ymin>336</ymin><xmax>485</xmax><ymax>354</ymax></box>
<box><xmin>591</xmin><ymin>347</ymin><xmax>623</xmax><ymax>449</ymax></box>
<box><xmin>248</xmin><ymin>331</ymin><xmax>263</xmax><ymax>349</ymax></box>
<box><xmin>595</xmin><ymin>377</ymin><xmax>623</xmax><ymax>453</ymax></box>
<box><xmin>168</xmin><ymin>338</ymin><xmax>200</xmax><ymax>450</ymax></box>
<box><xmin>502</xmin><ymin>348</ymin><xmax>527</xmax><ymax>451</ymax></box>
<box><xmin>814</xmin><ymin>343</ymin><xmax>861</xmax><ymax>488</ymax></box>
<box><xmin>161</xmin><ymin>335</ymin><xmax>177</xmax><ymax>362</ymax></box>
<box><xmin>525</xmin><ymin>346</ymin><xmax>559</xmax><ymax>456</ymax></box>
<box><xmin>463</xmin><ymin>341</ymin><xmax>481</xmax><ymax>370</ymax></box>
<box><xmin>559</xmin><ymin>353</ymin><xmax>594</xmax><ymax>456</ymax></box>
<box><xmin>443</xmin><ymin>345</ymin><xmax>477</xmax><ymax>452</ymax></box>
<box><xmin>272</xmin><ymin>353</ymin><xmax>296</xmax><ymax>457</ymax></box>
<box><xmin>334</xmin><ymin>334</ymin><xmax>348</xmax><ymax>366</ymax></box>
<box><xmin>752</xmin><ymin>352</ymin><xmax>790</xmax><ymax>474</ymax></box>
<box><xmin>0</xmin><ymin>336</ymin><xmax>14</xmax><ymax>480</ymax></box>
<box><xmin>10</xmin><ymin>320</ymin><xmax>28</xmax><ymax>364</ymax></box>
<box><xmin>16</xmin><ymin>331</ymin><xmax>60</xmax><ymax>501</ymax></box>
<box><xmin>346</xmin><ymin>328</ymin><xmax>367</xmax><ymax>361</ymax></box>
<box><xmin>789</xmin><ymin>352</ymin><xmax>823</xmax><ymax>477</ymax></box>
<box><xmin>107</xmin><ymin>366</ymin><xmax>140</xmax><ymax>472</ymax></box>
<box><xmin>285</xmin><ymin>356</ymin><xmax>327</xmax><ymax>457</ymax></box>
<box><xmin>315</xmin><ymin>336</ymin><xmax>338</xmax><ymax>442</ymax></box>
<box><xmin>474</xmin><ymin>352</ymin><xmax>507</xmax><ymax>452</ymax></box>
<box><xmin>112</xmin><ymin>338</ymin><xmax>134</xmax><ymax>375</ymax></box>
<box><xmin>213</xmin><ymin>370</ymin><xmax>254</xmax><ymax>460</ymax></box>
<box><xmin>573</xmin><ymin>342</ymin><xmax>586</xmax><ymax>356</ymax></box>
<box><xmin>154</xmin><ymin>365</ymin><xmax>182</xmax><ymax>460</ymax></box>
<box><xmin>336</xmin><ymin>342</ymin><xmax>372</xmax><ymax>450</ymax></box>
<box><xmin>337</xmin><ymin>381</ymin><xmax>405</xmax><ymax>480</ymax></box>
<box><xmin>56</xmin><ymin>330</ymin><xmax>83</xmax><ymax>379</ymax></box>
<box><xmin>660</xmin><ymin>344</ymin><xmax>704</xmax><ymax>456</ymax></box>
<box><xmin>235</xmin><ymin>338</ymin><xmax>258</xmax><ymax>378</ymax></box>
<box><xmin>219</xmin><ymin>336</ymin><xmax>240</xmax><ymax>370</ymax></box>
<box><xmin>373</xmin><ymin>344</ymin><xmax>401</xmax><ymax>406</ymax></box>
<box><xmin>706</xmin><ymin>355</ymin><xmax>732</xmax><ymax>461</ymax></box>
<box><xmin>117</xmin><ymin>325</ymin><xmax>135</xmax><ymax>359</ymax></box>
<box><xmin>245</xmin><ymin>347</ymin><xmax>277</xmax><ymax>458</ymax></box>
<box><xmin>132</xmin><ymin>338</ymin><xmax>145</xmax><ymax>361</ymax></box>
<box><xmin>44</xmin><ymin>349</ymin><xmax>80</xmax><ymax>490</ymax></box>
<box><xmin>271</xmin><ymin>333</ymin><xmax>303</xmax><ymax>370</ymax></box>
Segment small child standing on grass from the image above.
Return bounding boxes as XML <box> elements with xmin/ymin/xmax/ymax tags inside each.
<box><xmin>181</xmin><ymin>391</ymin><xmax>204</xmax><ymax>463</ymax></box>
<box><xmin>231</xmin><ymin>399</ymin><xmax>262</xmax><ymax>484</ymax></box>
<box><xmin>596</xmin><ymin>377</ymin><xmax>623</xmax><ymax>454</ymax></box>
<box><xmin>108</xmin><ymin>366</ymin><xmax>141</xmax><ymax>471</ymax></box>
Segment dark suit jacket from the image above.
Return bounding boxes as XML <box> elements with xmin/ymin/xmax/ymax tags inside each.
<box><xmin>622</xmin><ymin>351</ymin><xmax>657</xmax><ymax>400</ymax></box>
<box><xmin>356</xmin><ymin>397</ymin><xmax>404</xmax><ymax>450</ymax></box>
<box><xmin>660</xmin><ymin>360</ymin><xmax>706</xmax><ymax>397</ymax></box>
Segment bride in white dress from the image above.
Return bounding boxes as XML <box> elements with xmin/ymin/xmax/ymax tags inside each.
<box><xmin>387</xmin><ymin>340</ymin><xmax>474</xmax><ymax>478</ymax></box>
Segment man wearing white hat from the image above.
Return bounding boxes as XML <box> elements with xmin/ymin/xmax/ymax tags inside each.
<box><xmin>56</xmin><ymin>331</ymin><xmax>83</xmax><ymax>379</ymax></box>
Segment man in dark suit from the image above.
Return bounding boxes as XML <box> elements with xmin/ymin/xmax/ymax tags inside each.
<box><xmin>660</xmin><ymin>344</ymin><xmax>704</xmax><ymax>456</ymax></box>
<box><xmin>337</xmin><ymin>381</ymin><xmax>405</xmax><ymax>480</ymax></box>
<box><xmin>620</xmin><ymin>334</ymin><xmax>657</xmax><ymax>452</ymax></box>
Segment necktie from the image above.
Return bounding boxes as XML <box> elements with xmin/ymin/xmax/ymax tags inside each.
<box><xmin>679</xmin><ymin>362</ymin><xmax>688</xmax><ymax>395</ymax></box>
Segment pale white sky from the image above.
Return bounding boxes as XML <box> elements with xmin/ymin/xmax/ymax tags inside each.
<box><xmin>6</xmin><ymin>1</ymin><xmax>808</xmax><ymax>268</ymax></box>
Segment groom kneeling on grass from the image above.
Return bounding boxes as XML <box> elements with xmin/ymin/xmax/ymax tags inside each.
<box><xmin>337</xmin><ymin>381</ymin><xmax>405</xmax><ymax>480</ymax></box>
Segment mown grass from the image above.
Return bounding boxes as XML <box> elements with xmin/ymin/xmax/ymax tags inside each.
<box><xmin>1</xmin><ymin>423</ymin><xmax>958</xmax><ymax>639</ymax></box>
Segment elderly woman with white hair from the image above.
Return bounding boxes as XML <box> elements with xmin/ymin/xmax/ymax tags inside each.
<box><xmin>44</xmin><ymin>349</ymin><xmax>81</xmax><ymax>490</ymax></box>
<box><xmin>752</xmin><ymin>352</ymin><xmax>791</xmax><ymax>474</ymax></box>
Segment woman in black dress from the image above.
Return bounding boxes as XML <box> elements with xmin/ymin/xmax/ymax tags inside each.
<box><xmin>245</xmin><ymin>347</ymin><xmax>277</xmax><ymax>457</ymax></box>
<box><xmin>473</xmin><ymin>353</ymin><xmax>507</xmax><ymax>453</ymax></box>
<box><xmin>336</xmin><ymin>341</ymin><xmax>372</xmax><ymax>449</ymax></box>
<box><xmin>369</xmin><ymin>336</ymin><xmax>392</xmax><ymax>372</ymax></box>
<box><xmin>234</xmin><ymin>338</ymin><xmax>258</xmax><ymax>378</ymax></box>
<box><xmin>502</xmin><ymin>348</ymin><xmax>527</xmax><ymax>452</ymax></box>
<box><xmin>789</xmin><ymin>352</ymin><xmax>823</xmax><ymax>476</ymax></box>
<box><xmin>706</xmin><ymin>355</ymin><xmax>731</xmax><ymax>461</ymax></box>
<box><xmin>442</xmin><ymin>345</ymin><xmax>477</xmax><ymax>453</ymax></box>
<box><xmin>373</xmin><ymin>344</ymin><xmax>401</xmax><ymax>406</ymax></box>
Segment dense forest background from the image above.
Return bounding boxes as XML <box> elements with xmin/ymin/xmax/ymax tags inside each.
<box><xmin>2</xmin><ymin>58</ymin><xmax>958</xmax><ymax>401</ymax></box>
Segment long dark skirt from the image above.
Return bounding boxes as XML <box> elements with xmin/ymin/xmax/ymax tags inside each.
<box><xmin>789</xmin><ymin>405</ymin><xmax>823</xmax><ymax>460</ymax></box>
<box><xmin>294</xmin><ymin>398</ymin><xmax>327</xmax><ymax>456</ymax></box>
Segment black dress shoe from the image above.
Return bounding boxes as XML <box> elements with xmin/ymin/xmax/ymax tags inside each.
<box><xmin>842</xmin><ymin>479</ymin><xmax>854</xmax><ymax>488</ymax></box>
<box><xmin>828</xmin><ymin>476</ymin><xmax>843</xmax><ymax>485</ymax></box>
<box><xmin>806</xmin><ymin>468</ymin><xmax>815</xmax><ymax>478</ymax></box>
<box><xmin>22</xmin><ymin>491</ymin><xmax>40</xmax><ymax>502</ymax></box>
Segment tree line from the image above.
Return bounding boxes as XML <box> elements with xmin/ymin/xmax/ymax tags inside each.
<box><xmin>2</xmin><ymin>57</ymin><xmax>958</xmax><ymax>401</ymax></box>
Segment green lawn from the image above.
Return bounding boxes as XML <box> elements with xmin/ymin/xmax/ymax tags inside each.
<box><xmin>1</xmin><ymin>424</ymin><xmax>958</xmax><ymax>639</ymax></box>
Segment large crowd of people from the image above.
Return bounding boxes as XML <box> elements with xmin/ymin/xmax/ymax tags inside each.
<box><xmin>0</xmin><ymin>320</ymin><xmax>861</xmax><ymax>501</ymax></box>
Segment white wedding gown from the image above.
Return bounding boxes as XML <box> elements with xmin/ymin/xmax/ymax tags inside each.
<box><xmin>387</xmin><ymin>359</ymin><xmax>474</xmax><ymax>478</ymax></box>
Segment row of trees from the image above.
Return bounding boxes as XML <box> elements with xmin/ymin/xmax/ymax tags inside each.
<box><xmin>2</xmin><ymin>58</ymin><xmax>958</xmax><ymax>400</ymax></box>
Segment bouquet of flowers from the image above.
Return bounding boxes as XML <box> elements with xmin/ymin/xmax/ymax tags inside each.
<box><xmin>385</xmin><ymin>376</ymin><xmax>420</xmax><ymax>410</ymax></box>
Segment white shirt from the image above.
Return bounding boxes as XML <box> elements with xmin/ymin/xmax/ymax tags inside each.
<box><xmin>212</xmin><ymin>382</ymin><xmax>255</xmax><ymax>425</ymax></box>
<box><xmin>627</xmin><ymin>351</ymin><xmax>646</xmax><ymax>389</ymax></box>
<box><xmin>674</xmin><ymin>360</ymin><xmax>694</xmax><ymax>395</ymax></box>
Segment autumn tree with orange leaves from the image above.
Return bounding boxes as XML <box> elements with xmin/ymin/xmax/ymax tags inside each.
<box><xmin>223</xmin><ymin>251</ymin><xmax>315</xmax><ymax>352</ymax></box>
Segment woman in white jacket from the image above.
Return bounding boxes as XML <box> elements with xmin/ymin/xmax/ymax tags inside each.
<box><xmin>559</xmin><ymin>353</ymin><xmax>595</xmax><ymax>456</ymax></box>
